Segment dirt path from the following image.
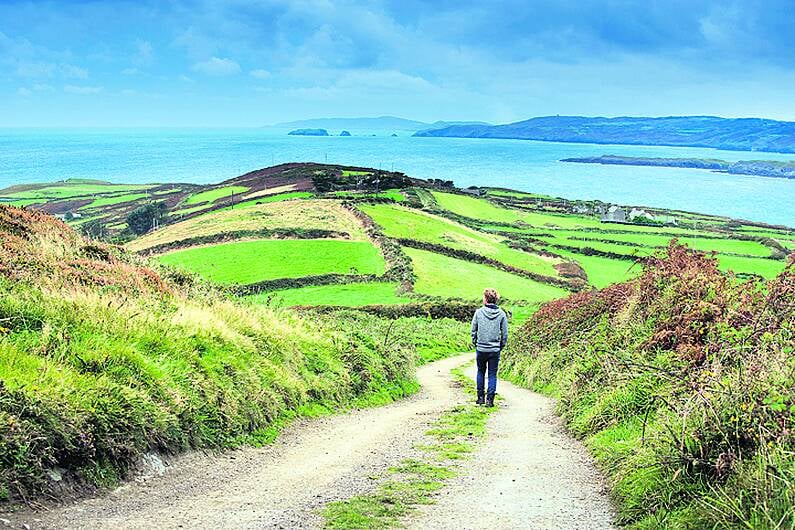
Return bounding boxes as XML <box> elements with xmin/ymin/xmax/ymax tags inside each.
<box><xmin>7</xmin><ymin>354</ymin><xmax>471</xmax><ymax>530</ymax></box>
<box><xmin>409</xmin><ymin>366</ymin><xmax>616</xmax><ymax>529</ymax></box>
<box><xmin>7</xmin><ymin>355</ymin><xmax>616</xmax><ymax>530</ymax></box>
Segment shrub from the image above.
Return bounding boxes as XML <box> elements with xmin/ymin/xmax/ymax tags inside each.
<box><xmin>501</xmin><ymin>242</ymin><xmax>795</xmax><ymax>528</ymax></box>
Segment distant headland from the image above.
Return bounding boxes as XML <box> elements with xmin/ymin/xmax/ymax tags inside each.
<box><xmin>413</xmin><ymin>115</ymin><xmax>795</xmax><ymax>154</ymax></box>
<box><xmin>562</xmin><ymin>155</ymin><xmax>795</xmax><ymax>179</ymax></box>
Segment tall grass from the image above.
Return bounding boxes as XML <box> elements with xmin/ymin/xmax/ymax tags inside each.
<box><xmin>0</xmin><ymin>206</ymin><xmax>468</xmax><ymax>503</ymax></box>
<box><xmin>501</xmin><ymin>243</ymin><xmax>795</xmax><ymax>529</ymax></box>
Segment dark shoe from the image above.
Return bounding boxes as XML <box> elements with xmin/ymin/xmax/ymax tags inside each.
<box><xmin>485</xmin><ymin>393</ymin><xmax>495</xmax><ymax>407</ymax></box>
<box><xmin>475</xmin><ymin>391</ymin><xmax>485</xmax><ymax>405</ymax></box>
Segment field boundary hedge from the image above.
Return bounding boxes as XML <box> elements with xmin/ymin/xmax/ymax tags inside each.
<box><xmin>396</xmin><ymin>238</ymin><xmax>581</xmax><ymax>291</ymax></box>
<box><xmin>344</xmin><ymin>203</ymin><xmax>416</xmax><ymax>291</ymax></box>
<box><xmin>231</xmin><ymin>273</ymin><xmax>382</xmax><ymax>296</ymax></box>
<box><xmin>136</xmin><ymin>228</ymin><xmax>348</xmax><ymax>256</ymax></box>
<box><xmin>302</xmin><ymin>300</ymin><xmax>480</xmax><ymax>321</ymax></box>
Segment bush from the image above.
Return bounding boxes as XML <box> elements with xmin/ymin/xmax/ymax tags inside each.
<box><xmin>501</xmin><ymin>243</ymin><xmax>795</xmax><ymax>528</ymax></box>
<box><xmin>126</xmin><ymin>202</ymin><xmax>168</xmax><ymax>235</ymax></box>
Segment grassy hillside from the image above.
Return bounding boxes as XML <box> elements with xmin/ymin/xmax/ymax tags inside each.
<box><xmin>0</xmin><ymin>205</ymin><xmax>469</xmax><ymax>504</ymax></box>
<box><xmin>501</xmin><ymin>244</ymin><xmax>795</xmax><ymax>528</ymax></box>
<box><xmin>5</xmin><ymin>163</ymin><xmax>793</xmax><ymax>317</ymax></box>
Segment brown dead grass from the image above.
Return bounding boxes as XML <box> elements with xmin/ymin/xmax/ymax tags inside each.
<box><xmin>127</xmin><ymin>199</ymin><xmax>369</xmax><ymax>252</ymax></box>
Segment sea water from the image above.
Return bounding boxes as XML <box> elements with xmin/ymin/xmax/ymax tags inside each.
<box><xmin>1</xmin><ymin>128</ymin><xmax>794</xmax><ymax>227</ymax></box>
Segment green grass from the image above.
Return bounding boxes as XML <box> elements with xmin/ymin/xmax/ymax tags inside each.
<box><xmin>404</xmin><ymin>247</ymin><xmax>567</xmax><ymax>303</ymax></box>
<box><xmin>80</xmin><ymin>192</ymin><xmax>150</xmax><ymax>210</ymax></box>
<box><xmin>183</xmin><ymin>186</ymin><xmax>249</xmax><ymax>205</ymax></box>
<box><xmin>432</xmin><ymin>191</ymin><xmax>604</xmax><ymax>229</ymax></box>
<box><xmin>361</xmin><ymin>203</ymin><xmax>561</xmax><ymax>276</ymax></box>
<box><xmin>216</xmin><ymin>191</ymin><xmax>313</xmax><ymax>211</ymax></box>
<box><xmin>1</xmin><ymin>182</ymin><xmax>152</xmax><ymax>200</ymax></box>
<box><xmin>0</xmin><ymin>206</ymin><xmax>474</xmax><ymax>503</ymax></box>
<box><xmin>554</xmin><ymin>250</ymin><xmax>640</xmax><ymax>288</ymax></box>
<box><xmin>251</xmin><ymin>282</ymin><xmax>410</xmax><ymax>307</ymax></box>
<box><xmin>341</xmin><ymin>170</ymin><xmax>372</xmax><ymax>177</ymax></box>
<box><xmin>716</xmin><ymin>254</ymin><xmax>787</xmax><ymax>278</ymax></box>
<box><xmin>158</xmin><ymin>239</ymin><xmax>386</xmax><ymax>284</ymax></box>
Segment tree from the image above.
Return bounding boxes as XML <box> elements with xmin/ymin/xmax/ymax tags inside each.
<box><xmin>80</xmin><ymin>219</ymin><xmax>108</xmax><ymax>240</ymax></box>
<box><xmin>126</xmin><ymin>202</ymin><xmax>168</xmax><ymax>235</ymax></box>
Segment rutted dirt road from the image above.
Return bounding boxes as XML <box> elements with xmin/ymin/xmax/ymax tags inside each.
<box><xmin>409</xmin><ymin>367</ymin><xmax>616</xmax><ymax>529</ymax></box>
<box><xmin>6</xmin><ymin>354</ymin><xmax>615</xmax><ymax>529</ymax></box>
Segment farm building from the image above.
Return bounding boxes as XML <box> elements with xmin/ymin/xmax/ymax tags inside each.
<box><xmin>601</xmin><ymin>205</ymin><xmax>627</xmax><ymax>223</ymax></box>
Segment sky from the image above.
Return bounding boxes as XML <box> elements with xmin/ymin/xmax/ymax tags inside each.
<box><xmin>2</xmin><ymin>0</ymin><xmax>795</xmax><ymax>127</ymax></box>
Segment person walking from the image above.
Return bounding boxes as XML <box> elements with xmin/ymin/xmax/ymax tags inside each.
<box><xmin>471</xmin><ymin>288</ymin><xmax>508</xmax><ymax>407</ymax></box>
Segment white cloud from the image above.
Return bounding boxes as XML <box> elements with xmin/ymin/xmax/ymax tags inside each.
<box><xmin>122</xmin><ymin>67</ymin><xmax>139</xmax><ymax>75</ymax></box>
<box><xmin>191</xmin><ymin>56</ymin><xmax>240</xmax><ymax>76</ymax></box>
<box><xmin>60</xmin><ymin>64</ymin><xmax>88</xmax><ymax>79</ymax></box>
<box><xmin>179</xmin><ymin>74</ymin><xmax>195</xmax><ymax>83</ymax></box>
<box><xmin>64</xmin><ymin>85</ymin><xmax>103</xmax><ymax>95</ymax></box>
<box><xmin>120</xmin><ymin>88</ymin><xmax>137</xmax><ymax>96</ymax></box>
<box><xmin>16</xmin><ymin>61</ymin><xmax>55</xmax><ymax>77</ymax></box>
<box><xmin>250</xmin><ymin>69</ymin><xmax>270</xmax><ymax>79</ymax></box>
<box><xmin>134</xmin><ymin>40</ymin><xmax>153</xmax><ymax>66</ymax></box>
<box><xmin>17</xmin><ymin>83</ymin><xmax>54</xmax><ymax>96</ymax></box>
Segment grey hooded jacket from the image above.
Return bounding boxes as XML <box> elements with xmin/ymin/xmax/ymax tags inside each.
<box><xmin>471</xmin><ymin>304</ymin><xmax>508</xmax><ymax>353</ymax></box>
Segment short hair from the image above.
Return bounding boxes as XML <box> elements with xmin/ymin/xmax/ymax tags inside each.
<box><xmin>484</xmin><ymin>288</ymin><xmax>499</xmax><ymax>304</ymax></box>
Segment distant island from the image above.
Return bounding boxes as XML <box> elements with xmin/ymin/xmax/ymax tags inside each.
<box><xmin>288</xmin><ymin>128</ymin><xmax>329</xmax><ymax>136</ymax></box>
<box><xmin>413</xmin><ymin>115</ymin><xmax>795</xmax><ymax>154</ymax></box>
<box><xmin>562</xmin><ymin>155</ymin><xmax>795</xmax><ymax>179</ymax></box>
<box><xmin>340</xmin><ymin>130</ymin><xmax>351</xmax><ymax>136</ymax></box>
<box><xmin>273</xmin><ymin>116</ymin><xmax>490</xmax><ymax>132</ymax></box>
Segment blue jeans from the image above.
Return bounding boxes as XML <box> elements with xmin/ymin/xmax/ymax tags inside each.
<box><xmin>476</xmin><ymin>350</ymin><xmax>500</xmax><ymax>395</ymax></box>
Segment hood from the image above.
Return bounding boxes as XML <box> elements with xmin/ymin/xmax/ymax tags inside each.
<box><xmin>480</xmin><ymin>304</ymin><xmax>502</xmax><ymax>320</ymax></box>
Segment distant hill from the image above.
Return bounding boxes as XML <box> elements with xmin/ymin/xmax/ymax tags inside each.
<box><xmin>413</xmin><ymin>115</ymin><xmax>795</xmax><ymax>153</ymax></box>
<box><xmin>272</xmin><ymin>116</ymin><xmax>489</xmax><ymax>132</ymax></box>
<box><xmin>562</xmin><ymin>155</ymin><xmax>795</xmax><ymax>179</ymax></box>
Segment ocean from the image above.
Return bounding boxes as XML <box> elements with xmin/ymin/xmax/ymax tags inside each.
<box><xmin>1</xmin><ymin>128</ymin><xmax>794</xmax><ymax>227</ymax></box>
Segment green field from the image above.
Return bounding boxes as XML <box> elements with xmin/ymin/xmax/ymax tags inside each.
<box><xmin>158</xmin><ymin>239</ymin><xmax>385</xmax><ymax>284</ymax></box>
<box><xmin>183</xmin><ymin>185</ymin><xmax>249</xmax><ymax>205</ymax></box>
<box><xmin>81</xmin><ymin>192</ymin><xmax>150</xmax><ymax>210</ymax></box>
<box><xmin>432</xmin><ymin>191</ymin><xmax>605</xmax><ymax>229</ymax></box>
<box><xmin>554</xmin><ymin>250</ymin><xmax>640</xmax><ymax>288</ymax></box>
<box><xmin>217</xmin><ymin>191</ymin><xmax>313</xmax><ymax>211</ymax></box>
<box><xmin>253</xmin><ymin>282</ymin><xmax>410</xmax><ymax>307</ymax></box>
<box><xmin>715</xmin><ymin>254</ymin><xmax>787</xmax><ymax>278</ymax></box>
<box><xmin>404</xmin><ymin>247</ymin><xmax>567</xmax><ymax>303</ymax></box>
<box><xmin>361</xmin><ymin>203</ymin><xmax>561</xmax><ymax>276</ymax></box>
<box><xmin>1</xmin><ymin>182</ymin><xmax>152</xmax><ymax>200</ymax></box>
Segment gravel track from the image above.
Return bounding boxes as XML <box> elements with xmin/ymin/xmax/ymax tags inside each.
<box><xmin>4</xmin><ymin>354</ymin><xmax>470</xmax><ymax>530</ymax></box>
<box><xmin>408</xmin><ymin>366</ymin><xmax>616</xmax><ymax>529</ymax></box>
<box><xmin>4</xmin><ymin>354</ymin><xmax>616</xmax><ymax>529</ymax></box>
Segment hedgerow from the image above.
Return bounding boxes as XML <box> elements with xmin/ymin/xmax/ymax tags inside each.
<box><xmin>501</xmin><ymin>242</ymin><xmax>795</xmax><ymax>528</ymax></box>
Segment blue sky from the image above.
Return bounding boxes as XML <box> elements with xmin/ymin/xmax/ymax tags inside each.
<box><xmin>2</xmin><ymin>0</ymin><xmax>794</xmax><ymax>126</ymax></box>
